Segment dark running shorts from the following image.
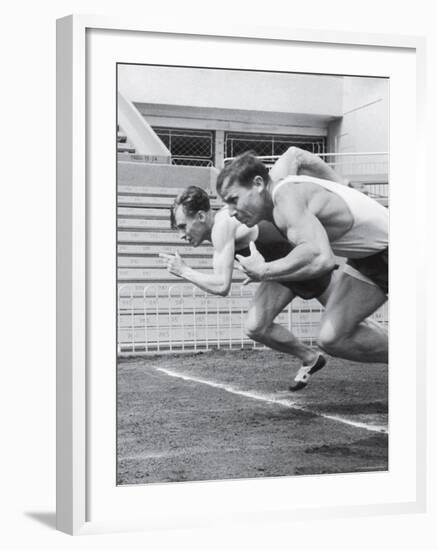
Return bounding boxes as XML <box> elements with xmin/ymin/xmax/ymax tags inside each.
<box><xmin>277</xmin><ymin>268</ymin><xmax>337</xmax><ymax>299</ymax></box>
<box><xmin>346</xmin><ymin>248</ymin><xmax>388</xmax><ymax>294</ymax></box>
<box><xmin>237</xmin><ymin>225</ymin><xmax>336</xmax><ymax>300</ymax></box>
<box><xmin>237</xmin><ymin>245</ymin><xmax>336</xmax><ymax>299</ymax></box>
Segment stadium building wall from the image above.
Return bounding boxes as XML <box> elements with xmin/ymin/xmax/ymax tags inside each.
<box><xmin>328</xmin><ymin>77</ymin><xmax>389</xmax><ymax>155</ymax></box>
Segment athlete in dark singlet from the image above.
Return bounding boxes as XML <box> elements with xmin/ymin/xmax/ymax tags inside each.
<box><xmin>160</xmin><ymin>186</ymin><xmax>338</xmax><ymax>391</ymax></box>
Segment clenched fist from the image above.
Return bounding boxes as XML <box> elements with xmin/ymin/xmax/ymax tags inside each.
<box><xmin>158</xmin><ymin>251</ymin><xmax>188</xmax><ymax>278</ymax></box>
<box><xmin>235</xmin><ymin>241</ymin><xmax>267</xmax><ymax>284</ymax></box>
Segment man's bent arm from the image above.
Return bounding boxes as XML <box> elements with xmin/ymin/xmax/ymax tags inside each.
<box><xmin>177</xmin><ymin>215</ymin><xmax>237</xmax><ymax>296</ymax></box>
<box><xmin>269</xmin><ymin>146</ymin><xmax>344</xmax><ymax>184</ymax></box>
<box><xmin>262</xmin><ymin>242</ymin><xmax>335</xmax><ymax>281</ymax></box>
<box><xmin>180</xmin><ymin>242</ymin><xmax>236</xmax><ymax>296</ymax></box>
<box><xmin>262</xmin><ymin>187</ymin><xmax>335</xmax><ymax>281</ymax></box>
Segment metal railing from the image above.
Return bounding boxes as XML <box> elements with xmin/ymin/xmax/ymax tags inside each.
<box><xmin>325</xmin><ymin>152</ymin><xmax>388</xmax><ymax>202</ymax></box>
<box><xmin>322</xmin><ymin>152</ymin><xmax>388</xmax><ymax>179</ymax></box>
<box><xmin>224</xmin><ymin>132</ymin><xmax>326</xmax><ymax>160</ymax></box>
<box><xmin>117</xmin><ymin>283</ymin><xmax>324</xmax><ymax>355</ymax></box>
<box><xmin>223</xmin><ymin>151</ymin><xmax>389</xmax><ymax>202</ymax></box>
<box><xmin>117</xmin><ymin>282</ymin><xmax>388</xmax><ymax>356</ymax></box>
<box><xmin>224</xmin><ymin>151</ymin><xmax>388</xmax><ymax>172</ymax></box>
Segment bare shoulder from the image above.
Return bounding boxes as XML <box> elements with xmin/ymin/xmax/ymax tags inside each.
<box><xmin>272</xmin><ymin>181</ymin><xmax>309</xmax><ymax>229</ymax></box>
<box><xmin>214</xmin><ymin>207</ymin><xmax>239</xmax><ymax>229</ymax></box>
<box><xmin>211</xmin><ymin>209</ymin><xmax>238</xmax><ymax>246</ymax></box>
<box><xmin>273</xmin><ymin>180</ymin><xmax>307</xmax><ymax>208</ymax></box>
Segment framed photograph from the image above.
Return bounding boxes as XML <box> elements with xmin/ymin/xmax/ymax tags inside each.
<box><xmin>56</xmin><ymin>15</ymin><xmax>427</xmax><ymax>535</ymax></box>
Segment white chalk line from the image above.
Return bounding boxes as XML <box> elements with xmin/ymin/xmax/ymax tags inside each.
<box><xmin>156</xmin><ymin>367</ymin><xmax>388</xmax><ymax>435</ymax></box>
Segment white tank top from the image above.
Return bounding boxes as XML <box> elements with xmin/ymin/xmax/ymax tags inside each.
<box><xmin>271</xmin><ymin>175</ymin><xmax>388</xmax><ymax>258</ymax></box>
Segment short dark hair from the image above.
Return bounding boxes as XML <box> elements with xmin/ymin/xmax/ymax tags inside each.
<box><xmin>170</xmin><ymin>186</ymin><xmax>211</xmax><ymax>229</ymax></box>
<box><xmin>216</xmin><ymin>151</ymin><xmax>270</xmax><ymax>196</ymax></box>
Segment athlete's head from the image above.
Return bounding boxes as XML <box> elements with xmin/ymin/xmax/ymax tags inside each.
<box><xmin>170</xmin><ymin>186</ymin><xmax>212</xmax><ymax>247</ymax></box>
<box><xmin>216</xmin><ymin>152</ymin><xmax>271</xmax><ymax>227</ymax></box>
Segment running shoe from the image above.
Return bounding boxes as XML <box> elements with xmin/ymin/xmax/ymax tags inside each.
<box><xmin>289</xmin><ymin>354</ymin><xmax>326</xmax><ymax>392</ymax></box>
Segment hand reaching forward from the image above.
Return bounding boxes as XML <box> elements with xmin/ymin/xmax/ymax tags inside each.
<box><xmin>159</xmin><ymin>251</ymin><xmax>188</xmax><ymax>278</ymax></box>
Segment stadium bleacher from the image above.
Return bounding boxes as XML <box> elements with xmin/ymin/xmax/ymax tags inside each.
<box><xmin>116</xmin><ymin>150</ymin><xmax>272</xmax><ymax>353</ymax></box>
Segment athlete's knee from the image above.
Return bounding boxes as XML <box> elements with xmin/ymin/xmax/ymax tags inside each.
<box><xmin>317</xmin><ymin>320</ymin><xmax>346</xmax><ymax>354</ymax></box>
<box><xmin>244</xmin><ymin>312</ymin><xmax>269</xmax><ymax>341</ymax></box>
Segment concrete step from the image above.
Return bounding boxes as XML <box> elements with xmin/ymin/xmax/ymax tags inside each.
<box><xmin>118</xmin><ymin>267</ymin><xmax>245</xmax><ymax>282</ymax></box>
<box><xmin>118</xmin><ymin>256</ymin><xmax>215</xmax><ymax>269</ymax></box>
<box><xmin>118</xmin><ymin>243</ymin><xmax>213</xmax><ymax>257</ymax></box>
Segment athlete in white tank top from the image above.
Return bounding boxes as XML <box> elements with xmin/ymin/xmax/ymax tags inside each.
<box><xmin>271</xmin><ymin>175</ymin><xmax>388</xmax><ymax>259</ymax></box>
<box><xmin>218</xmin><ymin>148</ymin><xmax>388</xmax><ymax>365</ymax></box>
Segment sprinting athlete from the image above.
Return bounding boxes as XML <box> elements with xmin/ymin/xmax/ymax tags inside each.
<box><xmin>160</xmin><ymin>185</ymin><xmax>337</xmax><ymax>390</ymax></box>
<box><xmin>216</xmin><ymin>147</ymin><xmax>388</xmax><ymax>364</ymax></box>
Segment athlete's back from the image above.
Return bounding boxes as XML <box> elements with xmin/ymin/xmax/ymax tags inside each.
<box><xmin>272</xmin><ymin>175</ymin><xmax>388</xmax><ymax>258</ymax></box>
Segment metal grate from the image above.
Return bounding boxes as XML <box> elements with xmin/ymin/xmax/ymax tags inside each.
<box><xmin>153</xmin><ymin>127</ymin><xmax>215</xmax><ymax>167</ymax></box>
<box><xmin>225</xmin><ymin>132</ymin><xmax>326</xmax><ymax>159</ymax></box>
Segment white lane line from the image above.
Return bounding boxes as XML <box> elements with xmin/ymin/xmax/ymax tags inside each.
<box><xmin>156</xmin><ymin>367</ymin><xmax>388</xmax><ymax>435</ymax></box>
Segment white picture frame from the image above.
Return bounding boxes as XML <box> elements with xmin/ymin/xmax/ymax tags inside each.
<box><xmin>56</xmin><ymin>14</ymin><xmax>427</xmax><ymax>535</ymax></box>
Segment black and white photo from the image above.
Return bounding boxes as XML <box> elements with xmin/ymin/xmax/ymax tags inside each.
<box><xmin>116</xmin><ymin>64</ymin><xmax>389</xmax><ymax>485</ymax></box>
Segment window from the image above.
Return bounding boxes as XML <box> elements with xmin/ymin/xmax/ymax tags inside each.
<box><xmin>153</xmin><ymin>127</ymin><xmax>215</xmax><ymax>167</ymax></box>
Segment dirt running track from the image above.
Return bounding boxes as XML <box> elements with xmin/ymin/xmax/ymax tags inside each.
<box><xmin>117</xmin><ymin>349</ymin><xmax>388</xmax><ymax>485</ymax></box>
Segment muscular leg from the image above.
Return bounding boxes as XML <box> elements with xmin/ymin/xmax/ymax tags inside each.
<box><xmin>318</xmin><ymin>271</ymin><xmax>388</xmax><ymax>363</ymax></box>
<box><xmin>245</xmin><ymin>281</ymin><xmax>318</xmax><ymax>364</ymax></box>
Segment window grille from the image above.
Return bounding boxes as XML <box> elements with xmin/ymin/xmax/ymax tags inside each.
<box><xmin>153</xmin><ymin>127</ymin><xmax>215</xmax><ymax>167</ymax></box>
